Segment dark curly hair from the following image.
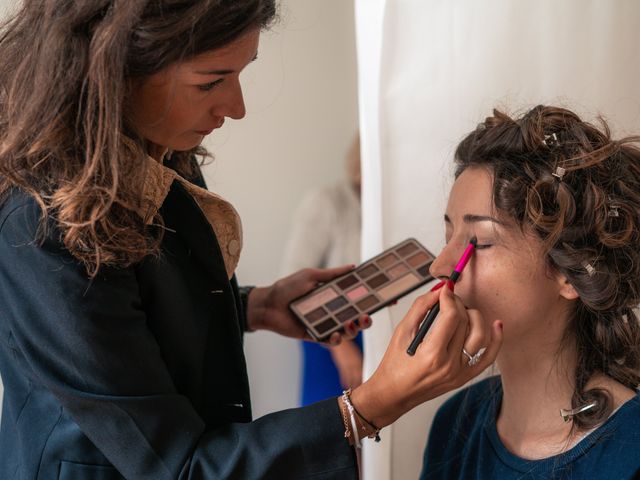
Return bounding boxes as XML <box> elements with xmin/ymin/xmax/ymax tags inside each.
<box><xmin>454</xmin><ymin>105</ymin><xmax>640</xmax><ymax>430</ymax></box>
<box><xmin>0</xmin><ymin>0</ymin><xmax>277</xmax><ymax>277</ymax></box>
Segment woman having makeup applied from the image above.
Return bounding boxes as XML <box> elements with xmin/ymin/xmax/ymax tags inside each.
<box><xmin>0</xmin><ymin>1</ymin><xmax>502</xmax><ymax>479</ymax></box>
<box><xmin>421</xmin><ymin>105</ymin><xmax>640</xmax><ymax>479</ymax></box>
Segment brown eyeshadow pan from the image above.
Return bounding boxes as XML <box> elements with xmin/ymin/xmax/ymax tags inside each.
<box><xmin>417</xmin><ymin>265</ymin><xmax>430</xmax><ymax>277</ymax></box>
<box><xmin>306</xmin><ymin>306</ymin><xmax>327</xmax><ymax>323</ymax></box>
<box><xmin>336</xmin><ymin>306</ymin><xmax>358</xmax><ymax>323</ymax></box>
<box><xmin>366</xmin><ymin>273</ymin><xmax>389</xmax><ymax>289</ymax></box>
<box><xmin>326</xmin><ymin>296</ymin><xmax>348</xmax><ymax>312</ymax></box>
<box><xmin>357</xmin><ymin>295</ymin><xmax>378</xmax><ymax>311</ymax></box>
<box><xmin>388</xmin><ymin>262</ymin><xmax>409</xmax><ymax>279</ymax></box>
<box><xmin>336</xmin><ymin>274</ymin><xmax>359</xmax><ymax>290</ymax></box>
<box><xmin>314</xmin><ymin>318</ymin><xmax>337</xmax><ymax>335</ymax></box>
<box><xmin>378</xmin><ymin>253</ymin><xmax>399</xmax><ymax>269</ymax></box>
<box><xmin>397</xmin><ymin>242</ymin><xmax>419</xmax><ymax>257</ymax></box>
<box><xmin>407</xmin><ymin>251</ymin><xmax>430</xmax><ymax>268</ymax></box>
<box><xmin>356</xmin><ymin>263</ymin><xmax>379</xmax><ymax>279</ymax></box>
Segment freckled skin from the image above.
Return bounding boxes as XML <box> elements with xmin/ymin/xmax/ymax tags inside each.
<box><xmin>429</xmin><ymin>167</ymin><xmax>574</xmax><ymax>359</ymax></box>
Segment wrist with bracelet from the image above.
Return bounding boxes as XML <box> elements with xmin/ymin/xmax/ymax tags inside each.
<box><xmin>337</xmin><ymin>388</ymin><xmax>381</xmax><ymax>449</ymax></box>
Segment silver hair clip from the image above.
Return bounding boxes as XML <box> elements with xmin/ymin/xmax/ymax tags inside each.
<box><xmin>560</xmin><ymin>401</ymin><xmax>598</xmax><ymax>422</ymax></box>
<box><xmin>543</xmin><ymin>132</ymin><xmax>559</xmax><ymax>147</ymax></box>
<box><xmin>551</xmin><ymin>166</ymin><xmax>566</xmax><ymax>181</ymax></box>
<box><xmin>583</xmin><ymin>261</ymin><xmax>596</xmax><ymax>277</ymax></box>
<box><xmin>608</xmin><ymin>196</ymin><xmax>620</xmax><ymax>217</ymax></box>
<box><xmin>609</xmin><ymin>206</ymin><xmax>620</xmax><ymax>217</ymax></box>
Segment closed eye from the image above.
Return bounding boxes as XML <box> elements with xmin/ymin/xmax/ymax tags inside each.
<box><xmin>474</xmin><ymin>243</ymin><xmax>492</xmax><ymax>250</ymax></box>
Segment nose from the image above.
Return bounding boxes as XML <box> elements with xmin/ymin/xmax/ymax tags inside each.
<box><xmin>429</xmin><ymin>242</ymin><xmax>465</xmax><ymax>279</ymax></box>
<box><xmin>223</xmin><ymin>77</ymin><xmax>246</xmax><ymax>120</ymax></box>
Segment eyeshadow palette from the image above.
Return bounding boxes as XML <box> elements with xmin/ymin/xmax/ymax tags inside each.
<box><xmin>289</xmin><ymin>238</ymin><xmax>436</xmax><ymax>341</ymax></box>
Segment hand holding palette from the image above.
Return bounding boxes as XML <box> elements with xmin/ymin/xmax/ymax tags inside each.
<box><xmin>289</xmin><ymin>238</ymin><xmax>436</xmax><ymax>341</ymax></box>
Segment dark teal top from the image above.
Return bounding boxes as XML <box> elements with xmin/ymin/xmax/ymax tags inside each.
<box><xmin>421</xmin><ymin>376</ymin><xmax>640</xmax><ymax>480</ymax></box>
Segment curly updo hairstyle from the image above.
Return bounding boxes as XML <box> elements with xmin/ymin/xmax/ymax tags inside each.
<box><xmin>454</xmin><ymin>105</ymin><xmax>640</xmax><ymax>430</ymax></box>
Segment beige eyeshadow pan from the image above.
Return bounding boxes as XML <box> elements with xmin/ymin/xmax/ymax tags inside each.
<box><xmin>388</xmin><ymin>263</ymin><xmax>409</xmax><ymax>279</ymax></box>
<box><xmin>295</xmin><ymin>287</ymin><xmax>338</xmax><ymax>315</ymax></box>
<box><xmin>377</xmin><ymin>273</ymin><xmax>421</xmax><ymax>301</ymax></box>
<box><xmin>407</xmin><ymin>251</ymin><xmax>430</xmax><ymax>268</ymax></box>
<box><xmin>378</xmin><ymin>252</ymin><xmax>399</xmax><ymax>269</ymax></box>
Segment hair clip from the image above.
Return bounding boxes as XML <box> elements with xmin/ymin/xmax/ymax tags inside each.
<box><xmin>582</xmin><ymin>261</ymin><xmax>596</xmax><ymax>277</ymax></box>
<box><xmin>551</xmin><ymin>166</ymin><xmax>566</xmax><ymax>181</ymax></box>
<box><xmin>543</xmin><ymin>132</ymin><xmax>559</xmax><ymax>147</ymax></box>
<box><xmin>560</xmin><ymin>401</ymin><xmax>598</xmax><ymax>422</ymax></box>
<box><xmin>608</xmin><ymin>196</ymin><xmax>620</xmax><ymax>217</ymax></box>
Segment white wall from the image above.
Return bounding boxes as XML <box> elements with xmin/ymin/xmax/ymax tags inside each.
<box><xmin>356</xmin><ymin>1</ymin><xmax>640</xmax><ymax>479</ymax></box>
<box><xmin>201</xmin><ymin>0</ymin><xmax>359</xmax><ymax>418</ymax></box>
<box><xmin>0</xmin><ymin>1</ymin><xmax>358</xmax><ymax>423</ymax></box>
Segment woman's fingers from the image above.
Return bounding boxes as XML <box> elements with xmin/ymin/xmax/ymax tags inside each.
<box><xmin>397</xmin><ymin>289</ymin><xmax>442</xmax><ymax>338</ymax></box>
<box><xmin>458</xmin><ymin>308</ymin><xmax>490</xmax><ymax>364</ymax></box>
<box><xmin>339</xmin><ymin>314</ymin><xmax>372</xmax><ymax>340</ymax></box>
<box><xmin>308</xmin><ymin>264</ymin><xmax>356</xmax><ymax>283</ymax></box>
<box><xmin>466</xmin><ymin>320</ymin><xmax>503</xmax><ymax>372</ymax></box>
<box><xmin>417</xmin><ymin>283</ymin><xmax>468</xmax><ymax>354</ymax></box>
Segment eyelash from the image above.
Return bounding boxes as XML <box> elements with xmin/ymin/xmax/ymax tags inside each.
<box><xmin>198</xmin><ymin>79</ymin><xmax>224</xmax><ymax>92</ymax></box>
<box><xmin>474</xmin><ymin>243</ymin><xmax>492</xmax><ymax>250</ymax></box>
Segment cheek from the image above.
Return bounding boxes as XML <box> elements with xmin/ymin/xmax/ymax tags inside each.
<box><xmin>455</xmin><ymin>255</ymin><xmax>537</xmax><ymax>321</ymax></box>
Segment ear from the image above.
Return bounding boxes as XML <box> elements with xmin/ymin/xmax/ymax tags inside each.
<box><xmin>556</xmin><ymin>274</ymin><xmax>580</xmax><ymax>300</ymax></box>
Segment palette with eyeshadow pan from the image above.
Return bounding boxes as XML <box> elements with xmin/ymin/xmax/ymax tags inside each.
<box><xmin>289</xmin><ymin>238</ymin><xmax>436</xmax><ymax>341</ymax></box>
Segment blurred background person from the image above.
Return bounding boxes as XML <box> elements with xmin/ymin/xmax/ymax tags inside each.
<box><xmin>281</xmin><ymin>133</ymin><xmax>363</xmax><ymax>405</ymax></box>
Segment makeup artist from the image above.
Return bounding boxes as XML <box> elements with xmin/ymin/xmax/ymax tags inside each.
<box><xmin>0</xmin><ymin>1</ymin><xmax>501</xmax><ymax>479</ymax></box>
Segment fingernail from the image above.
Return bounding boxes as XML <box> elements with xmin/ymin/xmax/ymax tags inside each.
<box><xmin>447</xmin><ymin>280</ymin><xmax>455</xmax><ymax>292</ymax></box>
<box><xmin>430</xmin><ymin>280</ymin><xmax>446</xmax><ymax>292</ymax></box>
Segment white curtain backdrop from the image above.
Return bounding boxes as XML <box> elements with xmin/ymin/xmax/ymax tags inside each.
<box><xmin>355</xmin><ymin>1</ymin><xmax>640</xmax><ymax>479</ymax></box>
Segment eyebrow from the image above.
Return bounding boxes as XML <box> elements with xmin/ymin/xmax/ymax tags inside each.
<box><xmin>195</xmin><ymin>53</ymin><xmax>259</xmax><ymax>76</ymax></box>
<box><xmin>444</xmin><ymin>213</ymin><xmax>505</xmax><ymax>225</ymax></box>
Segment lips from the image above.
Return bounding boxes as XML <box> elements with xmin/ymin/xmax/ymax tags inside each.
<box><xmin>195</xmin><ymin>119</ymin><xmax>225</xmax><ymax>135</ymax></box>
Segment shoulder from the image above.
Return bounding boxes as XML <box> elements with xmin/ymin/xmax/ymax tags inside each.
<box><xmin>569</xmin><ymin>392</ymin><xmax>640</xmax><ymax>478</ymax></box>
<box><xmin>608</xmin><ymin>391</ymin><xmax>640</xmax><ymax>435</ymax></box>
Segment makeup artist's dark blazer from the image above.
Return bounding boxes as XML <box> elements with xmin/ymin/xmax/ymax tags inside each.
<box><xmin>0</xmin><ymin>164</ymin><xmax>356</xmax><ymax>479</ymax></box>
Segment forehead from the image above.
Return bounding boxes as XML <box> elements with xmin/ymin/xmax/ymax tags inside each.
<box><xmin>181</xmin><ymin>28</ymin><xmax>261</xmax><ymax>71</ymax></box>
<box><xmin>447</xmin><ymin>167</ymin><xmax>494</xmax><ymax>217</ymax></box>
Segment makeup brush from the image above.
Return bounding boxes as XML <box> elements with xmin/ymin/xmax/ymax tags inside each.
<box><xmin>406</xmin><ymin>236</ymin><xmax>477</xmax><ymax>356</ymax></box>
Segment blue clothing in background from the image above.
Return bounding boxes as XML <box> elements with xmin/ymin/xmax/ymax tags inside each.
<box><xmin>301</xmin><ymin>332</ymin><xmax>363</xmax><ymax>406</ymax></box>
<box><xmin>421</xmin><ymin>376</ymin><xmax>640</xmax><ymax>480</ymax></box>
